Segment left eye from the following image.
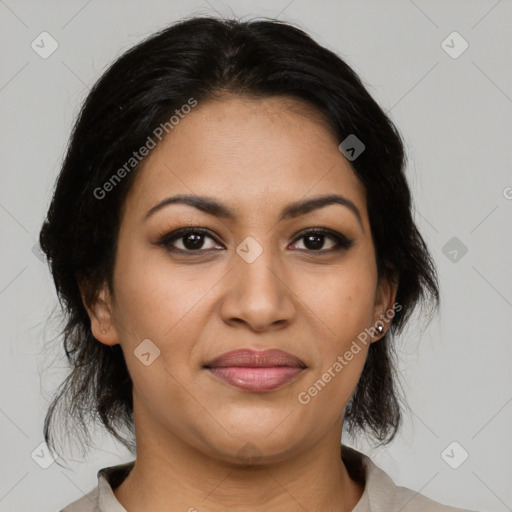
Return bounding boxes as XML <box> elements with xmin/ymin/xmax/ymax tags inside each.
<box><xmin>290</xmin><ymin>230</ymin><xmax>351</xmax><ymax>252</ymax></box>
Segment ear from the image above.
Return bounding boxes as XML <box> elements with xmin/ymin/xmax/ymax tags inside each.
<box><xmin>371</xmin><ymin>274</ymin><xmax>399</xmax><ymax>342</ymax></box>
<box><xmin>78</xmin><ymin>279</ymin><xmax>119</xmax><ymax>346</ymax></box>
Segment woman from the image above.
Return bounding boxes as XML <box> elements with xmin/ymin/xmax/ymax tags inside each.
<box><xmin>40</xmin><ymin>16</ymin><xmax>477</xmax><ymax>512</ymax></box>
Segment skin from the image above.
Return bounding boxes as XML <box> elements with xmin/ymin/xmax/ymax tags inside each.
<box><xmin>81</xmin><ymin>94</ymin><xmax>398</xmax><ymax>512</ymax></box>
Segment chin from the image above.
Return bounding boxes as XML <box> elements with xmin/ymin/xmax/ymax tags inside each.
<box><xmin>197</xmin><ymin>425</ymin><xmax>308</xmax><ymax>467</ymax></box>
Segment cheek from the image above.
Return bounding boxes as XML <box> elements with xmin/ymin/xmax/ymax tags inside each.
<box><xmin>292</xmin><ymin>258</ymin><xmax>377</xmax><ymax>406</ymax></box>
<box><xmin>111</xmin><ymin>249</ymin><xmax>211</xmax><ymax>428</ymax></box>
<box><xmin>111</xmin><ymin>239</ymin><xmax>214</xmax><ymax>343</ymax></box>
<box><xmin>110</xmin><ymin>244</ymin><xmax>222</xmax><ymax>410</ymax></box>
<box><xmin>300</xmin><ymin>261</ymin><xmax>377</xmax><ymax>345</ymax></box>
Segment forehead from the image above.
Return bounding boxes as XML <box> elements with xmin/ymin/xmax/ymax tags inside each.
<box><xmin>123</xmin><ymin>94</ymin><xmax>367</xmax><ymax>222</ymax></box>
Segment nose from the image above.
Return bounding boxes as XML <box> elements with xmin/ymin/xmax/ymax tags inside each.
<box><xmin>219</xmin><ymin>242</ymin><xmax>296</xmax><ymax>332</ymax></box>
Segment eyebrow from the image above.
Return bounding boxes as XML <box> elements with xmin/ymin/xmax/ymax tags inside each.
<box><xmin>144</xmin><ymin>193</ymin><xmax>364</xmax><ymax>229</ymax></box>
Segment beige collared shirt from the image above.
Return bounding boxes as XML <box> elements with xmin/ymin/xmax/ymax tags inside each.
<box><xmin>59</xmin><ymin>445</ymin><xmax>477</xmax><ymax>511</ymax></box>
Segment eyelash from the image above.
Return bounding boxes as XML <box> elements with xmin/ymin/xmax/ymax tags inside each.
<box><xmin>155</xmin><ymin>227</ymin><xmax>354</xmax><ymax>255</ymax></box>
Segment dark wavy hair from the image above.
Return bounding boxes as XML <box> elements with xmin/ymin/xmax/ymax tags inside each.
<box><xmin>39</xmin><ymin>15</ymin><xmax>439</xmax><ymax>463</ymax></box>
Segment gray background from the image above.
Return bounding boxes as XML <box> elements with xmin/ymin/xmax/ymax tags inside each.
<box><xmin>1</xmin><ymin>1</ymin><xmax>511</xmax><ymax>511</ymax></box>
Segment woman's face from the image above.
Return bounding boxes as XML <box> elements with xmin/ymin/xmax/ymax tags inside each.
<box><xmin>87</xmin><ymin>95</ymin><xmax>396</xmax><ymax>463</ymax></box>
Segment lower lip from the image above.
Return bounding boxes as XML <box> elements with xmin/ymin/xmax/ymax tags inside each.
<box><xmin>206</xmin><ymin>366</ymin><xmax>305</xmax><ymax>392</ymax></box>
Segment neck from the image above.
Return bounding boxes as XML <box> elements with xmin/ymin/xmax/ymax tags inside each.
<box><xmin>113</xmin><ymin>399</ymin><xmax>363</xmax><ymax>511</ymax></box>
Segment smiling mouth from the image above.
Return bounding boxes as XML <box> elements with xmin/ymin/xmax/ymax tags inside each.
<box><xmin>203</xmin><ymin>348</ymin><xmax>307</xmax><ymax>392</ymax></box>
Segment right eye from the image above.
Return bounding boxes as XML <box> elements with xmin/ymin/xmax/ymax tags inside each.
<box><xmin>156</xmin><ymin>228</ymin><xmax>225</xmax><ymax>253</ymax></box>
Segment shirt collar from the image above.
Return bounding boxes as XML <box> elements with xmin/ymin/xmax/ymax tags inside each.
<box><xmin>342</xmin><ymin>444</ymin><xmax>399</xmax><ymax>511</ymax></box>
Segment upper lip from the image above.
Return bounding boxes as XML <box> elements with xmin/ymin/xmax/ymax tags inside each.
<box><xmin>204</xmin><ymin>349</ymin><xmax>306</xmax><ymax>368</ymax></box>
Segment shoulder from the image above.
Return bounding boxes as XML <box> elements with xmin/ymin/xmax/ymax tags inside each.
<box><xmin>390</xmin><ymin>482</ymin><xmax>478</xmax><ymax>512</ymax></box>
<box><xmin>342</xmin><ymin>445</ymin><xmax>479</xmax><ymax>512</ymax></box>
<box><xmin>58</xmin><ymin>460</ymin><xmax>134</xmax><ymax>512</ymax></box>
<box><xmin>58</xmin><ymin>485</ymin><xmax>100</xmax><ymax>512</ymax></box>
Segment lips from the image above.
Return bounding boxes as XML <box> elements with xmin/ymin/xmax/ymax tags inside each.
<box><xmin>205</xmin><ymin>348</ymin><xmax>306</xmax><ymax>369</ymax></box>
<box><xmin>204</xmin><ymin>349</ymin><xmax>307</xmax><ymax>392</ymax></box>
